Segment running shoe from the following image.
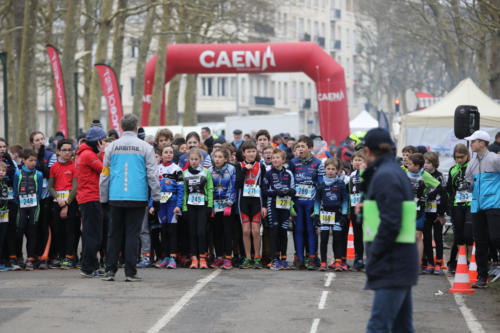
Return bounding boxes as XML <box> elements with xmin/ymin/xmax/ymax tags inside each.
<box><xmin>25</xmin><ymin>260</ymin><xmax>34</xmax><ymax>271</ymax></box>
<box><xmin>422</xmin><ymin>265</ymin><xmax>434</xmax><ymax>274</ymax></box>
<box><xmin>328</xmin><ymin>262</ymin><xmax>336</xmax><ymax>270</ymax></box>
<box><xmin>167</xmin><ymin>257</ymin><xmax>177</xmax><ymax>269</ymax></box>
<box><xmin>472</xmin><ymin>277</ymin><xmax>488</xmax><ymax>289</ymax></box>
<box><xmin>190</xmin><ymin>257</ymin><xmax>198</xmax><ymax>269</ymax></box>
<box><xmin>270</xmin><ymin>259</ymin><xmax>282</xmax><ymax>271</ymax></box>
<box><xmin>222</xmin><ymin>258</ymin><xmax>232</xmax><ymax>270</ymax></box>
<box><xmin>291</xmin><ymin>258</ymin><xmax>304</xmax><ymax>270</ymax></box>
<box><xmin>253</xmin><ymin>258</ymin><xmax>263</xmax><ymax>269</ymax></box>
<box><xmin>60</xmin><ymin>258</ymin><xmax>73</xmax><ymax>270</ymax></box>
<box><xmin>9</xmin><ymin>259</ymin><xmax>21</xmax><ymax>271</ymax></box>
<box><xmin>80</xmin><ymin>270</ymin><xmax>95</xmax><ymax>278</ymax></box>
<box><xmin>102</xmin><ymin>271</ymin><xmax>115</xmax><ymax>281</ymax></box>
<box><xmin>239</xmin><ymin>258</ymin><xmax>253</xmax><ymax>269</ymax></box>
<box><xmin>307</xmin><ymin>258</ymin><xmax>316</xmax><ymax>271</ymax></box>
<box><xmin>281</xmin><ymin>260</ymin><xmax>291</xmax><ymax>270</ymax></box>
<box><xmin>199</xmin><ymin>258</ymin><xmax>208</xmax><ymax>269</ymax></box>
<box><xmin>353</xmin><ymin>259</ymin><xmax>365</xmax><ymax>271</ymax></box>
<box><xmin>38</xmin><ymin>260</ymin><xmax>48</xmax><ymax>270</ymax></box>
<box><xmin>156</xmin><ymin>257</ymin><xmax>169</xmax><ymax>268</ymax></box>
<box><xmin>137</xmin><ymin>256</ymin><xmax>152</xmax><ymax>268</ymax></box>
<box><xmin>125</xmin><ymin>274</ymin><xmax>142</xmax><ymax>282</ymax></box>
<box><xmin>334</xmin><ymin>260</ymin><xmax>342</xmax><ymax>272</ymax></box>
<box><xmin>340</xmin><ymin>263</ymin><xmax>349</xmax><ymax>271</ymax></box>
<box><xmin>319</xmin><ymin>262</ymin><xmax>327</xmax><ymax>271</ymax></box>
<box><xmin>314</xmin><ymin>256</ymin><xmax>321</xmax><ymax>268</ymax></box>
<box><xmin>433</xmin><ymin>265</ymin><xmax>444</xmax><ymax>275</ymax></box>
<box><xmin>49</xmin><ymin>258</ymin><xmax>61</xmax><ymax>269</ymax></box>
<box><xmin>0</xmin><ymin>264</ymin><xmax>9</xmax><ymax>271</ymax></box>
<box><xmin>210</xmin><ymin>257</ymin><xmax>224</xmax><ymax>268</ymax></box>
<box><xmin>94</xmin><ymin>269</ymin><xmax>106</xmax><ymax>277</ymax></box>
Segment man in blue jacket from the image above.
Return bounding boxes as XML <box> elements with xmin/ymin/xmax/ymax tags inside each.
<box><xmin>361</xmin><ymin>128</ymin><xmax>418</xmax><ymax>333</ymax></box>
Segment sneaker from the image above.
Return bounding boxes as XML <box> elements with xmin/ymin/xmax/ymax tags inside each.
<box><xmin>222</xmin><ymin>258</ymin><xmax>232</xmax><ymax>270</ymax></box>
<box><xmin>334</xmin><ymin>261</ymin><xmax>342</xmax><ymax>272</ymax></box>
<box><xmin>353</xmin><ymin>259</ymin><xmax>365</xmax><ymax>271</ymax></box>
<box><xmin>60</xmin><ymin>258</ymin><xmax>73</xmax><ymax>270</ymax></box>
<box><xmin>94</xmin><ymin>269</ymin><xmax>106</xmax><ymax>277</ymax></box>
<box><xmin>199</xmin><ymin>258</ymin><xmax>208</xmax><ymax>269</ymax></box>
<box><xmin>125</xmin><ymin>274</ymin><xmax>142</xmax><ymax>282</ymax></box>
<box><xmin>0</xmin><ymin>264</ymin><xmax>9</xmax><ymax>271</ymax></box>
<box><xmin>38</xmin><ymin>260</ymin><xmax>48</xmax><ymax>270</ymax></box>
<box><xmin>328</xmin><ymin>262</ymin><xmax>336</xmax><ymax>270</ymax></box>
<box><xmin>80</xmin><ymin>270</ymin><xmax>95</xmax><ymax>278</ymax></box>
<box><xmin>340</xmin><ymin>263</ymin><xmax>349</xmax><ymax>271</ymax></box>
<box><xmin>307</xmin><ymin>257</ymin><xmax>316</xmax><ymax>270</ymax></box>
<box><xmin>9</xmin><ymin>259</ymin><xmax>21</xmax><ymax>271</ymax></box>
<box><xmin>101</xmin><ymin>271</ymin><xmax>115</xmax><ymax>281</ymax></box>
<box><xmin>239</xmin><ymin>258</ymin><xmax>253</xmax><ymax>269</ymax></box>
<box><xmin>137</xmin><ymin>256</ymin><xmax>152</xmax><ymax>268</ymax></box>
<box><xmin>270</xmin><ymin>259</ymin><xmax>282</xmax><ymax>271</ymax></box>
<box><xmin>472</xmin><ymin>277</ymin><xmax>488</xmax><ymax>289</ymax></box>
<box><xmin>25</xmin><ymin>260</ymin><xmax>34</xmax><ymax>271</ymax></box>
<box><xmin>167</xmin><ymin>257</ymin><xmax>177</xmax><ymax>269</ymax></box>
<box><xmin>281</xmin><ymin>260</ymin><xmax>291</xmax><ymax>270</ymax></box>
<box><xmin>190</xmin><ymin>257</ymin><xmax>198</xmax><ymax>269</ymax></box>
<box><xmin>210</xmin><ymin>257</ymin><xmax>224</xmax><ymax>268</ymax></box>
<box><xmin>319</xmin><ymin>262</ymin><xmax>327</xmax><ymax>271</ymax></box>
<box><xmin>49</xmin><ymin>258</ymin><xmax>61</xmax><ymax>269</ymax></box>
<box><xmin>156</xmin><ymin>257</ymin><xmax>170</xmax><ymax>268</ymax></box>
<box><xmin>422</xmin><ymin>265</ymin><xmax>434</xmax><ymax>274</ymax></box>
<box><xmin>433</xmin><ymin>265</ymin><xmax>444</xmax><ymax>275</ymax></box>
<box><xmin>291</xmin><ymin>258</ymin><xmax>304</xmax><ymax>270</ymax></box>
<box><xmin>314</xmin><ymin>256</ymin><xmax>322</xmax><ymax>268</ymax></box>
<box><xmin>253</xmin><ymin>258</ymin><xmax>263</xmax><ymax>269</ymax></box>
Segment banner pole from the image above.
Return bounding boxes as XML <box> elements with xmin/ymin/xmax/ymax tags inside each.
<box><xmin>0</xmin><ymin>52</ymin><xmax>8</xmax><ymax>141</ymax></box>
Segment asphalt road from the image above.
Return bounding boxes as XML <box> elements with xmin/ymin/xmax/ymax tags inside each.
<box><xmin>1</xmin><ymin>262</ymin><xmax>499</xmax><ymax>333</ymax></box>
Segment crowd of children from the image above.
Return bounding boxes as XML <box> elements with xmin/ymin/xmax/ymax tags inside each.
<box><xmin>0</xmin><ymin>126</ymin><xmax>498</xmax><ymax>282</ymax></box>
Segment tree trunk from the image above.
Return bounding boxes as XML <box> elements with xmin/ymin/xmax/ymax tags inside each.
<box><xmin>477</xmin><ymin>31</ymin><xmax>489</xmax><ymax>94</ymax></box>
<box><xmin>86</xmin><ymin>0</ymin><xmax>114</xmax><ymax>127</ymax></box>
<box><xmin>81</xmin><ymin>0</ymin><xmax>96</xmax><ymax>131</ymax></box>
<box><xmin>489</xmin><ymin>29</ymin><xmax>500</xmax><ymax>98</ymax></box>
<box><xmin>183</xmin><ymin>74</ymin><xmax>198</xmax><ymax>126</ymax></box>
<box><xmin>4</xmin><ymin>1</ymin><xmax>18</xmax><ymax>143</ymax></box>
<box><xmin>166</xmin><ymin>75</ymin><xmax>180</xmax><ymax>125</ymax></box>
<box><xmin>60</xmin><ymin>0</ymin><xmax>81</xmax><ymax>138</ymax></box>
<box><xmin>149</xmin><ymin>3</ymin><xmax>170</xmax><ymax>126</ymax></box>
<box><xmin>16</xmin><ymin>0</ymin><xmax>37</xmax><ymax>143</ymax></box>
<box><xmin>132</xmin><ymin>0</ymin><xmax>156</xmax><ymax>118</ymax></box>
<box><xmin>111</xmin><ymin>0</ymin><xmax>128</xmax><ymax>84</ymax></box>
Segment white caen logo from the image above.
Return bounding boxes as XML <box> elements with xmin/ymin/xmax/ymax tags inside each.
<box><xmin>317</xmin><ymin>90</ymin><xmax>345</xmax><ymax>102</ymax></box>
<box><xmin>200</xmin><ymin>46</ymin><xmax>276</xmax><ymax>71</ymax></box>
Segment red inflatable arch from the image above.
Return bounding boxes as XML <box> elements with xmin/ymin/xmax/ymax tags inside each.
<box><xmin>142</xmin><ymin>42</ymin><xmax>349</xmax><ymax>144</ymax></box>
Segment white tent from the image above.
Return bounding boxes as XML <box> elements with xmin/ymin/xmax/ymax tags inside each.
<box><xmin>398</xmin><ymin>78</ymin><xmax>500</xmax><ymax>171</ymax></box>
<box><xmin>349</xmin><ymin>110</ymin><xmax>378</xmax><ymax>132</ymax></box>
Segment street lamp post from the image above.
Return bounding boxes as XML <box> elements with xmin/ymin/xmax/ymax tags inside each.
<box><xmin>0</xmin><ymin>52</ymin><xmax>8</xmax><ymax>141</ymax></box>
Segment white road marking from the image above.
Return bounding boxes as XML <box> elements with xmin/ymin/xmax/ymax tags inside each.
<box><xmin>324</xmin><ymin>272</ymin><xmax>335</xmax><ymax>287</ymax></box>
<box><xmin>318</xmin><ymin>290</ymin><xmax>329</xmax><ymax>310</ymax></box>
<box><xmin>147</xmin><ymin>270</ymin><xmax>221</xmax><ymax>333</ymax></box>
<box><xmin>309</xmin><ymin>318</ymin><xmax>320</xmax><ymax>333</ymax></box>
<box><xmin>446</xmin><ymin>276</ymin><xmax>486</xmax><ymax>333</ymax></box>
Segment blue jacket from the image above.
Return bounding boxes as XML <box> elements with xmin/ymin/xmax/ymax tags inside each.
<box><xmin>13</xmin><ymin>166</ymin><xmax>44</xmax><ymax>205</ymax></box>
<box><xmin>288</xmin><ymin>155</ymin><xmax>324</xmax><ymax>201</ymax></box>
<box><xmin>262</xmin><ymin>167</ymin><xmax>295</xmax><ymax>201</ymax></box>
<box><xmin>362</xmin><ymin>153</ymin><xmax>418</xmax><ymax>290</ymax></box>
<box><xmin>211</xmin><ymin>163</ymin><xmax>237</xmax><ymax>205</ymax></box>
<box><xmin>178</xmin><ymin>150</ymin><xmax>212</xmax><ymax>170</ymax></box>
<box><xmin>314</xmin><ymin>176</ymin><xmax>348</xmax><ymax>215</ymax></box>
<box><xmin>465</xmin><ymin>151</ymin><xmax>500</xmax><ymax>213</ymax></box>
<box><xmin>151</xmin><ymin>161</ymin><xmax>184</xmax><ymax>209</ymax></box>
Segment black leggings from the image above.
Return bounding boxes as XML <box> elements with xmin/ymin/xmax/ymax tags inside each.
<box><xmin>320</xmin><ymin>228</ymin><xmax>344</xmax><ymax>263</ymax></box>
<box><xmin>161</xmin><ymin>223</ymin><xmax>178</xmax><ymax>257</ymax></box>
<box><xmin>270</xmin><ymin>228</ymin><xmax>288</xmax><ymax>260</ymax></box>
<box><xmin>423</xmin><ymin>213</ymin><xmax>443</xmax><ymax>265</ymax></box>
<box><xmin>17</xmin><ymin>206</ymin><xmax>39</xmax><ymax>259</ymax></box>
<box><xmin>213</xmin><ymin>213</ymin><xmax>232</xmax><ymax>257</ymax></box>
<box><xmin>52</xmin><ymin>201</ymin><xmax>78</xmax><ymax>258</ymax></box>
<box><xmin>351</xmin><ymin>209</ymin><xmax>364</xmax><ymax>259</ymax></box>
<box><xmin>185</xmin><ymin>205</ymin><xmax>208</xmax><ymax>257</ymax></box>
<box><xmin>452</xmin><ymin>205</ymin><xmax>473</xmax><ymax>245</ymax></box>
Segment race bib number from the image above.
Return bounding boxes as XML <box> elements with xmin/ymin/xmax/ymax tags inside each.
<box><xmin>426</xmin><ymin>201</ymin><xmax>437</xmax><ymax>213</ymax></box>
<box><xmin>320</xmin><ymin>211</ymin><xmax>336</xmax><ymax>225</ymax></box>
<box><xmin>160</xmin><ymin>192</ymin><xmax>172</xmax><ymax>203</ymax></box>
<box><xmin>187</xmin><ymin>193</ymin><xmax>205</xmax><ymax>206</ymax></box>
<box><xmin>20</xmin><ymin>194</ymin><xmax>37</xmax><ymax>208</ymax></box>
<box><xmin>350</xmin><ymin>193</ymin><xmax>361</xmax><ymax>206</ymax></box>
<box><xmin>0</xmin><ymin>210</ymin><xmax>8</xmax><ymax>223</ymax></box>
<box><xmin>243</xmin><ymin>184</ymin><xmax>260</xmax><ymax>198</ymax></box>
<box><xmin>214</xmin><ymin>199</ymin><xmax>226</xmax><ymax>213</ymax></box>
<box><xmin>54</xmin><ymin>190</ymin><xmax>69</xmax><ymax>202</ymax></box>
<box><xmin>296</xmin><ymin>184</ymin><xmax>314</xmax><ymax>199</ymax></box>
<box><xmin>276</xmin><ymin>196</ymin><xmax>291</xmax><ymax>210</ymax></box>
<box><xmin>456</xmin><ymin>190</ymin><xmax>472</xmax><ymax>203</ymax></box>
<box><xmin>7</xmin><ymin>187</ymin><xmax>13</xmax><ymax>200</ymax></box>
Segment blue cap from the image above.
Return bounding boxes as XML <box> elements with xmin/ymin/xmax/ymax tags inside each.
<box><xmin>86</xmin><ymin>126</ymin><xmax>107</xmax><ymax>142</ymax></box>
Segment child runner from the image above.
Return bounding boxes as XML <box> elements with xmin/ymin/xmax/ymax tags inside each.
<box><xmin>255</xmin><ymin>129</ymin><xmax>271</xmax><ymax>154</ymax></box>
<box><xmin>261</xmin><ymin>144</ymin><xmax>274</xmax><ymax>171</ymax></box>
<box><xmin>13</xmin><ymin>150</ymin><xmax>43</xmax><ymax>270</ymax></box>
<box><xmin>263</xmin><ymin>148</ymin><xmax>295</xmax><ymax>270</ymax></box>
<box><xmin>235</xmin><ymin>141</ymin><xmax>267</xmax><ymax>269</ymax></box>
<box><xmin>178</xmin><ymin>132</ymin><xmax>212</xmax><ymax>170</ymax></box>
<box><xmin>48</xmin><ymin>139</ymin><xmax>78</xmax><ymax>269</ymax></box>
<box><xmin>152</xmin><ymin>145</ymin><xmax>184</xmax><ymax>269</ymax></box>
<box><xmin>210</xmin><ymin>148</ymin><xmax>237</xmax><ymax>269</ymax></box>
<box><xmin>401</xmin><ymin>145</ymin><xmax>417</xmax><ymax>171</ymax></box>
<box><xmin>0</xmin><ymin>162</ymin><xmax>10</xmax><ymax>271</ymax></box>
<box><xmin>288</xmin><ymin>136</ymin><xmax>324</xmax><ymax>270</ymax></box>
<box><xmin>315</xmin><ymin>158</ymin><xmax>348</xmax><ymax>271</ymax></box>
<box><xmin>349</xmin><ymin>150</ymin><xmax>367</xmax><ymax>271</ymax></box>
<box><xmin>182</xmin><ymin>148</ymin><xmax>214</xmax><ymax>269</ymax></box>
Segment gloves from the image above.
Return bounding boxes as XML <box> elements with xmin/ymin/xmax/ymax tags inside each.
<box><xmin>223</xmin><ymin>206</ymin><xmax>232</xmax><ymax>217</ymax></box>
<box><xmin>277</xmin><ymin>189</ymin><xmax>288</xmax><ymax>196</ymax></box>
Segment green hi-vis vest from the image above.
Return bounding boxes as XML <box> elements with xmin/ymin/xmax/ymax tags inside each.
<box><xmin>363</xmin><ymin>200</ymin><xmax>417</xmax><ymax>243</ymax></box>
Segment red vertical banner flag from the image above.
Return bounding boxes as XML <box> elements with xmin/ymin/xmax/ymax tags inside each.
<box><xmin>46</xmin><ymin>45</ymin><xmax>68</xmax><ymax>137</ymax></box>
<box><xmin>94</xmin><ymin>64</ymin><xmax>123</xmax><ymax>134</ymax></box>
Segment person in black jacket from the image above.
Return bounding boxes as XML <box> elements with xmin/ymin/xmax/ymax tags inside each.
<box><xmin>487</xmin><ymin>131</ymin><xmax>500</xmax><ymax>153</ymax></box>
<box><xmin>361</xmin><ymin>128</ymin><xmax>418</xmax><ymax>333</ymax></box>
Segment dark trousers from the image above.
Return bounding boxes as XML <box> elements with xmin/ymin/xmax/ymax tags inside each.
<box><xmin>106</xmin><ymin>205</ymin><xmax>144</xmax><ymax>277</ymax></box>
<box><xmin>320</xmin><ymin>228</ymin><xmax>345</xmax><ymax>263</ymax></box>
<box><xmin>185</xmin><ymin>205</ymin><xmax>208</xmax><ymax>257</ymax></box>
<box><xmin>472</xmin><ymin>209</ymin><xmax>500</xmax><ymax>279</ymax></box>
<box><xmin>213</xmin><ymin>213</ymin><xmax>232</xmax><ymax>257</ymax></box>
<box><xmin>351</xmin><ymin>208</ymin><xmax>364</xmax><ymax>260</ymax></box>
<box><xmin>160</xmin><ymin>222</ymin><xmax>177</xmax><ymax>258</ymax></box>
<box><xmin>36</xmin><ymin>197</ymin><xmax>52</xmax><ymax>258</ymax></box>
<box><xmin>423</xmin><ymin>213</ymin><xmax>443</xmax><ymax>266</ymax></box>
<box><xmin>52</xmin><ymin>201</ymin><xmax>78</xmax><ymax>258</ymax></box>
<box><xmin>452</xmin><ymin>205</ymin><xmax>473</xmax><ymax>245</ymax></box>
<box><xmin>80</xmin><ymin>201</ymin><xmax>103</xmax><ymax>274</ymax></box>
<box><xmin>6</xmin><ymin>201</ymin><xmax>18</xmax><ymax>258</ymax></box>
<box><xmin>17</xmin><ymin>206</ymin><xmax>39</xmax><ymax>259</ymax></box>
<box><xmin>367</xmin><ymin>287</ymin><xmax>414</xmax><ymax>333</ymax></box>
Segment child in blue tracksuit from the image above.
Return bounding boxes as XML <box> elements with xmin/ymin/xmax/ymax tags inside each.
<box><xmin>150</xmin><ymin>145</ymin><xmax>183</xmax><ymax>269</ymax></box>
<box><xmin>288</xmin><ymin>136</ymin><xmax>324</xmax><ymax>270</ymax></box>
<box><xmin>263</xmin><ymin>148</ymin><xmax>295</xmax><ymax>270</ymax></box>
<box><xmin>314</xmin><ymin>158</ymin><xmax>348</xmax><ymax>271</ymax></box>
<box><xmin>13</xmin><ymin>150</ymin><xmax>43</xmax><ymax>270</ymax></box>
<box><xmin>210</xmin><ymin>148</ymin><xmax>237</xmax><ymax>269</ymax></box>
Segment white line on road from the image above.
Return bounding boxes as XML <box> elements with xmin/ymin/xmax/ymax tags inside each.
<box><xmin>324</xmin><ymin>272</ymin><xmax>335</xmax><ymax>287</ymax></box>
<box><xmin>147</xmin><ymin>270</ymin><xmax>221</xmax><ymax>333</ymax></box>
<box><xmin>446</xmin><ymin>276</ymin><xmax>486</xmax><ymax>333</ymax></box>
<box><xmin>309</xmin><ymin>318</ymin><xmax>320</xmax><ymax>333</ymax></box>
<box><xmin>318</xmin><ymin>290</ymin><xmax>329</xmax><ymax>310</ymax></box>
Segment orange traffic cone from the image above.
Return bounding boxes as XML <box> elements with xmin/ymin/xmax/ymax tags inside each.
<box><xmin>449</xmin><ymin>245</ymin><xmax>475</xmax><ymax>294</ymax></box>
<box><xmin>347</xmin><ymin>221</ymin><xmax>355</xmax><ymax>260</ymax></box>
<box><xmin>469</xmin><ymin>243</ymin><xmax>478</xmax><ymax>284</ymax></box>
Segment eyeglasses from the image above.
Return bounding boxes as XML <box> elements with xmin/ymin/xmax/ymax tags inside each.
<box><xmin>60</xmin><ymin>149</ymin><xmax>73</xmax><ymax>152</ymax></box>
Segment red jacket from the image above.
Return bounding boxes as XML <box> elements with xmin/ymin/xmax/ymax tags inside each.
<box><xmin>76</xmin><ymin>143</ymin><xmax>103</xmax><ymax>204</ymax></box>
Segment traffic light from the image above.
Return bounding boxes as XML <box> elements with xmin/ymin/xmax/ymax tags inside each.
<box><xmin>394</xmin><ymin>98</ymin><xmax>400</xmax><ymax>113</ymax></box>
